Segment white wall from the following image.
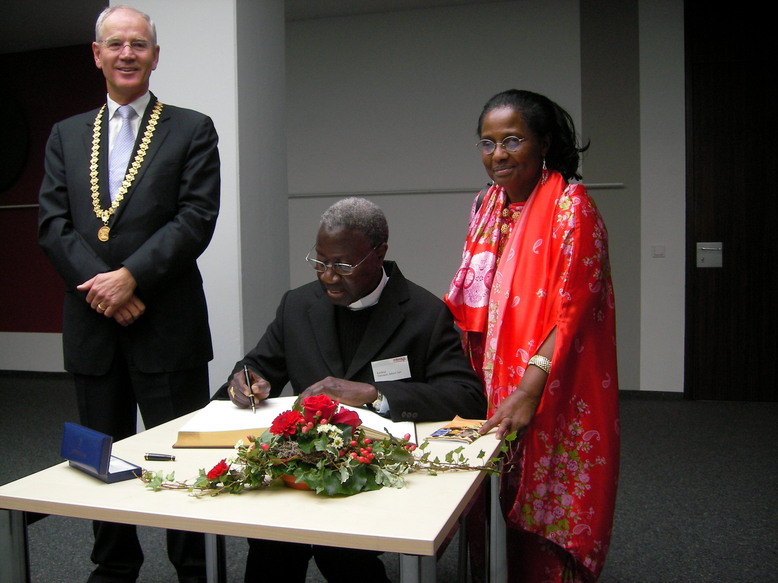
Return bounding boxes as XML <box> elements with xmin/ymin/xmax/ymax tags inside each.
<box><xmin>287</xmin><ymin>0</ymin><xmax>683</xmax><ymax>393</ymax></box>
<box><xmin>284</xmin><ymin>0</ymin><xmax>648</xmax><ymax>393</ymax></box>
<box><xmin>132</xmin><ymin>0</ymin><xmax>244</xmax><ymax>393</ymax></box>
<box><xmin>135</xmin><ymin>0</ymin><xmax>289</xmax><ymax>392</ymax></box>
<box><xmin>234</xmin><ymin>0</ymin><xmax>290</xmax><ymax>355</ymax></box>
<box><xmin>639</xmin><ymin>0</ymin><xmax>686</xmax><ymax>391</ymax></box>
<box><xmin>579</xmin><ymin>0</ymin><xmax>642</xmax><ymax>392</ymax></box>
<box><xmin>0</xmin><ymin>333</ymin><xmax>64</xmax><ymax>372</ymax></box>
<box><xmin>286</xmin><ymin>0</ymin><xmax>582</xmax><ymax>295</ymax></box>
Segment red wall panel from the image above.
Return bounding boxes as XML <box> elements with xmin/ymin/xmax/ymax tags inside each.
<box><xmin>0</xmin><ymin>45</ymin><xmax>105</xmax><ymax>332</ymax></box>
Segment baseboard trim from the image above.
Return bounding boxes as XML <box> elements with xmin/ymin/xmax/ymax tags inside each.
<box><xmin>619</xmin><ymin>390</ymin><xmax>684</xmax><ymax>400</ymax></box>
<box><xmin>0</xmin><ymin>369</ymin><xmax>73</xmax><ymax>381</ymax></box>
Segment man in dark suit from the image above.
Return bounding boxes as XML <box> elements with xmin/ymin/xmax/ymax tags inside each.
<box><xmin>37</xmin><ymin>6</ymin><xmax>219</xmax><ymax>583</ymax></box>
<box><xmin>224</xmin><ymin>197</ymin><xmax>485</xmax><ymax>583</ymax></box>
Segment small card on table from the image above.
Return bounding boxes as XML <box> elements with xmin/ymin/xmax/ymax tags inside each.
<box><xmin>426</xmin><ymin>416</ymin><xmax>485</xmax><ymax>444</ymax></box>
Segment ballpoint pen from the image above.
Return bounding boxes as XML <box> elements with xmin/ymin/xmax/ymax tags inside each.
<box><xmin>243</xmin><ymin>364</ymin><xmax>256</xmax><ymax>414</ymax></box>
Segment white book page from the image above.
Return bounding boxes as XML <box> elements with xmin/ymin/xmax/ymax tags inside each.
<box><xmin>178</xmin><ymin>397</ymin><xmax>416</xmax><ymax>442</ymax></box>
<box><xmin>177</xmin><ymin>398</ymin><xmax>296</xmax><ymax>432</ymax></box>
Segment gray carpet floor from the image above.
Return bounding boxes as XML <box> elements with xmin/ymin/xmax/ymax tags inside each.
<box><xmin>2</xmin><ymin>371</ymin><xmax>777</xmax><ymax>582</ymax></box>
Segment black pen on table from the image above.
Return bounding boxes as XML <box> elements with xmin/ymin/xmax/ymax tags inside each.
<box><xmin>243</xmin><ymin>364</ymin><xmax>256</xmax><ymax>414</ymax></box>
<box><xmin>145</xmin><ymin>453</ymin><xmax>175</xmax><ymax>461</ymax></box>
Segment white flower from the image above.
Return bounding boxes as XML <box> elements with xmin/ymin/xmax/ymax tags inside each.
<box><xmin>317</xmin><ymin>423</ymin><xmax>337</xmax><ymax>435</ymax></box>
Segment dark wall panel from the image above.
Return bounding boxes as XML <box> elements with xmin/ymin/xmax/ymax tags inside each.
<box><xmin>0</xmin><ymin>45</ymin><xmax>104</xmax><ymax>332</ymax></box>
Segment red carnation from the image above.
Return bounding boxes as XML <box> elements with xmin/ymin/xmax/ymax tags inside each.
<box><xmin>331</xmin><ymin>408</ymin><xmax>362</xmax><ymax>432</ymax></box>
<box><xmin>206</xmin><ymin>459</ymin><xmax>229</xmax><ymax>480</ymax></box>
<box><xmin>301</xmin><ymin>395</ymin><xmax>338</xmax><ymax>423</ymax></box>
<box><xmin>270</xmin><ymin>410</ymin><xmax>305</xmax><ymax>437</ymax></box>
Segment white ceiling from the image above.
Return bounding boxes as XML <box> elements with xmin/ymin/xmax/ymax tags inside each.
<box><xmin>1</xmin><ymin>0</ymin><xmax>504</xmax><ymax>54</ymax></box>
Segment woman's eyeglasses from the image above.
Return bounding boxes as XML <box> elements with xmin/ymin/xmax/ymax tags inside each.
<box><xmin>476</xmin><ymin>136</ymin><xmax>526</xmax><ymax>155</ymax></box>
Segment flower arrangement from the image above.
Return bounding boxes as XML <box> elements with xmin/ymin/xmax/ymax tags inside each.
<box><xmin>143</xmin><ymin>394</ymin><xmax>505</xmax><ymax>497</ymax></box>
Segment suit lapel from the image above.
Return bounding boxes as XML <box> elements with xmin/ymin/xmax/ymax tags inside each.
<box><xmin>308</xmin><ymin>292</ymin><xmax>346</xmax><ymax>378</ymax></box>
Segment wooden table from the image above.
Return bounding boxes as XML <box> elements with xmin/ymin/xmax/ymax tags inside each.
<box><xmin>0</xmin><ymin>411</ymin><xmax>505</xmax><ymax>583</ymax></box>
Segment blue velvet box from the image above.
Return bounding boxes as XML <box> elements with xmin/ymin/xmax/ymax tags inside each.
<box><xmin>60</xmin><ymin>422</ymin><xmax>141</xmax><ymax>483</ymax></box>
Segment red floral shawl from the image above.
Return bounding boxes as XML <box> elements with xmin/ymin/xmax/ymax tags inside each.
<box><xmin>445</xmin><ymin>172</ymin><xmax>620</xmax><ymax>580</ymax></box>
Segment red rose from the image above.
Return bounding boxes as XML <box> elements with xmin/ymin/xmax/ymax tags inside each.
<box><xmin>270</xmin><ymin>409</ymin><xmax>304</xmax><ymax>437</ymax></box>
<box><xmin>331</xmin><ymin>408</ymin><xmax>362</xmax><ymax>432</ymax></box>
<box><xmin>206</xmin><ymin>459</ymin><xmax>229</xmax><ymax>480</ymax></box>
<box><xmin>301</xmin><ymin>395</ymin><xmax>338</xmax><ymax>423</ymax></box>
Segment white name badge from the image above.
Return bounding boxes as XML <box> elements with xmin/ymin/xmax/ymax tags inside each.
<box><xmin>371</xmin><ymin>356</ymin><xmax>411</xmax><ymax>382</ymax></box>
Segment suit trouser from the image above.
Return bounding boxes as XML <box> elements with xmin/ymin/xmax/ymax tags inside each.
<box><xmin>245</xmin><ymin>538</ymin><xmax>391</xmax><ymax>583</ymax></box>
<box><xmin>74</xmin><ymin>351</ymin><xmax>210</xmax><ymax>583</ymax></box>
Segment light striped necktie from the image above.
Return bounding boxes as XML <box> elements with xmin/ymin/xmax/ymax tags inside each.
<box><xmin>109</xmin><ymin>105</ymin><xmax>136</xmax><ymax>202</ymax></box>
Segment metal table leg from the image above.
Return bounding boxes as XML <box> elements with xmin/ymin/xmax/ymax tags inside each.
<box><xmin>489</xmin><ymin>474</ymin><xmax>506</xmax><ymax>583</ymax></box>
<box><xmin>399</xmin><ymin>553</ymin><xmax>436</xmax><ymax>583</ymax></box>
<box><xmin>0</xmin><ymin>509</ymin><xmax>29</xmax><ymax>583</ymax></box>
<box><xmin>204</xmin><ymin>533</ymin><xmax>226</xmax><ymax>583</ymax></box>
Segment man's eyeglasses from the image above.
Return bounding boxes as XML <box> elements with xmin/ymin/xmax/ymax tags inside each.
<box><xmin>476</xmin><ymin>136</ymin><xmax>526</xmax><ymax>155</ymax></box>
<box><xmin>99</xmin><ymin>39</ymin><xmax>153</xmax><ymax>53</ymax></box>
<box><xmin>305</xmin><ymin>246</ymin><xmax>377</xmax><ymax>276</ymax></box>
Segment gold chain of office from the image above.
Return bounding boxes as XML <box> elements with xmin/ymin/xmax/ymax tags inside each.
<box><xmin>90</xmin><ymin>101</ymin><xmax>164</xmax><ymax>241</ymax></box>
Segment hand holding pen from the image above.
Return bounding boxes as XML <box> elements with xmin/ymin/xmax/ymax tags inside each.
<box><xmin>228</xmin><ymin>366</ymin><xmax>271</xmax><ymax>410</ymax></box>
<box><xmin>244</xmin><ymin>365</ymin><xmax>256</xmax><ymax>413</ymax></box>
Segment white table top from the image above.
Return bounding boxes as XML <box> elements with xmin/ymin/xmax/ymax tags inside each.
<box><xmin>0</xmin><ymin>411</ymin><xmax>500</xmax><ymax>556</ymax></box>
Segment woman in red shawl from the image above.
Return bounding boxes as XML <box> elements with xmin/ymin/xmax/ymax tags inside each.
<box><xmin>445</xmin><ymin>90</ymin><xmax>619</xmax><ymax>582</ymax></box>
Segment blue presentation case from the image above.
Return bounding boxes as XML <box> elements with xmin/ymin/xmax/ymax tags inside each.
<box><xmin>60</xmin><ymin>422</ymin><xmax>142</xmax><ymax>483</ymax></box>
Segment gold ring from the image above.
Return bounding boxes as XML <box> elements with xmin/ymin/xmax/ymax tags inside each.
<box><xmin>229</xmin><ymin>386</ymin><xmax>236</xmax><ymax>399</ymax></box>
<box><xmin>97</xmin><ymin>303</ymin><xmax>105</xmax><ymax>311</ymax></box>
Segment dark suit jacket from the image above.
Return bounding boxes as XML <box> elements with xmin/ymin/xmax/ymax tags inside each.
<box><xmin>38</xmin><ymin>94</ymin><xmax>220</xmax><ymax>375</ymax></box>
<box><xmin>229</xmin><ymin>261</ymin><xmax>486</xmax><ymax>422</ymax></box>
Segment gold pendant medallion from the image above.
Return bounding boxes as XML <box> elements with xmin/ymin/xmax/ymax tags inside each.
<box><xmin>90</xmin><ymin>101</ymin><xmax>164</xmax><ymax>245</ymax></box>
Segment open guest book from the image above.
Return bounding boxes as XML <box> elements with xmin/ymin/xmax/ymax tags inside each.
<box><xmin>173</xmin><ymin>396</ymin><xmax>417</xmax><ymax>448</ymax></box>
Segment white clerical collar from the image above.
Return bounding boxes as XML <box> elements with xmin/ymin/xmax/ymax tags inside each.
<box><xmin>347</xmin><ymin>267</ymin><xmax>389</xmax><ymax>311</ymax></box>
<box><xmin>106</xmin><ymin>92</ymin><xmax>151</xmax><ymax>120</ymax></box>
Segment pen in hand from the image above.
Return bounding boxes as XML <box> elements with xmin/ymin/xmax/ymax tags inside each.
<box><xmin>243</xmin><ymin>365</ymin><xmax>256</xmax><ymax>414</ymax></box>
